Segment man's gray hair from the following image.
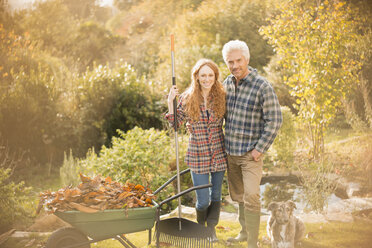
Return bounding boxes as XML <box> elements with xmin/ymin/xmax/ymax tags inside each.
<box><xmin>222</xmin><ymin>40</ymin><xmax>250</xmax><ymax>63</ymax></box>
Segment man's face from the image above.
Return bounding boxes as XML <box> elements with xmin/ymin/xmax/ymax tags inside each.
<box><xmin>226</xmin><ymin>50</ymin><xmax>249</xmax><ymax>82</ymax></box>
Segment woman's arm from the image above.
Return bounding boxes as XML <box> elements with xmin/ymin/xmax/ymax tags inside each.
<box><xmin>165</xmin><ymin>86</ymin><xmax>187</xmax><ymax>128</ymax></box>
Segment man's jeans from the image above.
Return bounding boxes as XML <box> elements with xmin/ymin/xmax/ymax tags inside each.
<box><xmin>227</xmin><ymin>151</ymin><xmax>263</xmax><ymax>212</ymax></box>
<box><xmin>191</xmin><ymin>170</ymin><xmax>225</xmax><ymax>210</ymax></box>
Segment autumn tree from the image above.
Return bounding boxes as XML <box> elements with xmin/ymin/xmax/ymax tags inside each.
<box><xmin>17</xmin><ymin>0</ymin><xmax>78</xmax><ymax>58</ymax></box>
<box><xmin>260</xmin><ymin>0</ymin><xmax>364</xmax><ymax>159</ymax></box>
<box><xmin>171</xmin><ymin>0</ymin><xmax>273</xmax><ymax>68</ymax></box>
<box><xmin>114</xmin><ymin>0</ymin><xmax>144</xmax><ymax>10</ymax></box>
<box><xmin>342</xmin><ymin>0</ymin><xmax>372</xmax><ymax>130</ymax></box>
<box><xmin>62</xmin><ymin>0</ymin><xmax>111</xmax><ymax>22</ymax></box>
<box><xmin>153</xmin><ymin>0</ymin><xmax>274</xmax><ymax>91</ymax></box>
<box><xmin>0</xmin><ymin>0</ymin><xmax>16</xmax><ymax>30</ymax></box>
<box><xmin>0</xmin><ymin>25</ymin><xmax>32</xmax><ymax>84</ymax></box>
<box><xmin>71</xmin><ymin>21</ymin><xmax>125</xmax><ymax>71</ymax></box>
<box><xmin>0</xmin><ymin>15</ymin><xmax>73</xmax><ymax>171</ymax></box>
<box><xmin>17</xmin><ymin>0</ymin><xmax>123</xmax><ymax>73</ymax></box>
<box><xmin>107</xmin><ymin>0</ymin><xmax>190</xmax><ymax>77</ymax></box>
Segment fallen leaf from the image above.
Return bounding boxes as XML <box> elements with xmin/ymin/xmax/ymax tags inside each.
<box><xmin>135</xmin><ymin>184</ymin><xmax>145</xmax><ymax>191</ymax></box>
<box><xmin>68</xmin><ymin>202</ymin><xmax>99</xmax><ymax>213</ymax></box>
<box><xmin>38</xmin><ymin>173</ymin><xmax>155</xmax><ymax>213</ymax></box>
<box><xmin>79</xmin><ymin>173</ymin><xmax>91</xmax><ymax>183</ymax></box>
<box><xmin>118</xmin><ymin>191</ymin><xmax>134</xmax><ymax>201</ymax></box>
<box><xmin>306</xmin><ymin>232</ymin><xmax>316</xmax><ymax>239</ymax></box>
<box><xmin>105</xmin><ymin>176</ymin><xmax>112</xmax><ymax>184</ymax></box>
<box><xmin>216</xmin><ymin>225</ymin><xmax>230</xmax><ymax>231</ymax></box>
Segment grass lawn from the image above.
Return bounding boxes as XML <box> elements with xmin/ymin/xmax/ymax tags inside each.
<box><xmin>3</xmin><ymin>219</ymin><xmax>372</xmax><ymax>248</ymax></box>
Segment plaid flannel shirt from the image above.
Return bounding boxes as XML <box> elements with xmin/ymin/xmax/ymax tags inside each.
<box><xmin>223</xmin><ymin>67</ymin><xmax>282</xmax><ymax>156</ymax></box>
<box><xmin>165</xmin><ymin>95</ymin><xmax>227</xmax><ymax>174</ymax></box>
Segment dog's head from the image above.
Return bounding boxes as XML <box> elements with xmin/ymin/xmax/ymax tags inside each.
<box><xmin>268</xmin><ymin>200</ymin><xmax>297</xmax><ymax>225</ymax></box>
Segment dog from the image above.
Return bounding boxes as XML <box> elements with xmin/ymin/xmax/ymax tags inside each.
<box><xmin>267</xmin><ymin>200</ymin><xmax>305</xmax><ymax>248</ymax></box>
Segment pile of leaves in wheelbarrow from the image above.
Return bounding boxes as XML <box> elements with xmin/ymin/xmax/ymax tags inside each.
<box><xmin>37</xmin><ymin>173</ymin><xmax>156</xmax><ymax>214</ymax></box>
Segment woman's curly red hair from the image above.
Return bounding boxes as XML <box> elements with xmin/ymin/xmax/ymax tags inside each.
<box><xmin>182</xmin><ymin>59</ymin><xmax>226</xmax><ymax>121</ymax></box>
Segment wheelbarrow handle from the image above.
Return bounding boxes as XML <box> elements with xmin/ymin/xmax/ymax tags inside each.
<box><xmin>153</xmin><ymin>168</ymin><xmax>191</xmax><ymax>195</ymax></box>
<box><xmin>158</xmin><ymin>183</ymin><xmax>212</xmax><ymax>207</ymax></box>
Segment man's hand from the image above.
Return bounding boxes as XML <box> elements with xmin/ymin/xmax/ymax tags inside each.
<box><xmin>251</xmin><ymin>149</ymin><xmax>262</xmax><ymax>162</ymax></box>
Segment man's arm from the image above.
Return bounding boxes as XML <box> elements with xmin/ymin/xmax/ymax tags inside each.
<box><xmin>254</xmin><ymin>82</ymin><xmax>283</xmax><ymax>155</ymax></box>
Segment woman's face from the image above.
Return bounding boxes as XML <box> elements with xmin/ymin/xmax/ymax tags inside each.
<box><xmin>197</xmin><ymin>65</ymin><xmax>215</xmax><ymax>91</ymax></box>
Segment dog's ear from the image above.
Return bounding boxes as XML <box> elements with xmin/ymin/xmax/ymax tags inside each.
<box><xmin>286</xmin><ymin>200</ymin><xmax>296</xmax><ymax>210</ymax></box>
<box><xmin>268</xmin><ymin>202</ymin><xmax>279</xmax><ymax>212</ymax></box>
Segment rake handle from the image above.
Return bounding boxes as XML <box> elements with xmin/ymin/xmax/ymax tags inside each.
<box><xmin>170</xmin><ymin>34</ymin><xmax>177</xmax><ymax>132</ymax></box>
<box><xmin>170</xmin><ymin>34</ymin><xmax>182</xmax><ymax>229</ymax></box>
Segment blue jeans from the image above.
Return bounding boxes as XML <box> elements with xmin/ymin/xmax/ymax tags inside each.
<box><xmin>191</xmin><ymin>170</ymin><xmax>225</xmax><ymax>211</ymax></box>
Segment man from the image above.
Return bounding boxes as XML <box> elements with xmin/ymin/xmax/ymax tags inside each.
<box><xmin>222</xmin><ymin>40</ymin><xmax>282</xmax><ymax>247</ymax></box>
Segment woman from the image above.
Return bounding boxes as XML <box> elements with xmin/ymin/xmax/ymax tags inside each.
<box><xmin>165</xmin><ymin>58</ymin><xmax>227</xmax><ymax>242</ymax></box>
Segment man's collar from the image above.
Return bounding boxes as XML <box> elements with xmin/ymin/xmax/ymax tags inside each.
<box><xmin>243</xmin><ymin>66</ymin><xmax>257</xmax><ymax>83</ymax></box>
<box><xmin>231</xmin><ymin>66</ymin><xmax>257</xmax><ymax>84</ymax></box>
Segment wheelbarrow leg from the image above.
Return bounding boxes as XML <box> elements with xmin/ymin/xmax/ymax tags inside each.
<box><xmin>148</xmin><ymin>228</ymin><xmax>152</xmax><ymax>245</ymax></box>
<box><xmin>156</xmin><ymin>208</ymin><xmax>160</xmax><ymax>248</ymax></box>
<box><xmin>115</xmin><ymin>234</ymin><xmax>137</xmax><ymax>248</ymax></box>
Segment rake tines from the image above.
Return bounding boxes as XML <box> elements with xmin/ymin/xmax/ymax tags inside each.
<box><xmin>155</xmin><ymin>218</ymin><xmax>213</xmax><ymax>248</ymax></box>
<box><xmin>157</xmin><ymin>232</ymin><xmax>213</xmax><ymax>248</ymax></box>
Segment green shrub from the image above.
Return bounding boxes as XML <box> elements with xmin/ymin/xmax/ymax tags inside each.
<box><xmin>298</xmin><ymin>162</ymin><xmax>337</xmax><ymax>212</ymax></box>
<box><xmin>74</xmin><ymin>127</ymin><xmax>190</xmax><ymax>211</ymax></box>
<box><xmin>60</xmin><ymin>150</ymin><xmax>81</xmax><ymax>187</ymax></box>
<box><xmin>83</xmin><ymin>127</ymin><xmax>172</xmax><ymax>184</ymax></box>
<box><xmin>73</xmin><ymin>62</ymin><xmax>165</xmax><ymax>154</ymax></box>
<box><xmin>262</xmin><ymin>181</ymin><xmax>296</xmax><ymax>209</ymax></box>
<box><xmin>103</xmin><ymin>63</ymin><xmax>166</xmax><ymax>143</ymax></box>
<box><xmin>0</xmin><ymin>168</ymin><xmax>32</xmax><ymax>233</ymax></box>
<box><xmin>0</xmin><ymin>67</ymin><xmax>61</xmax><ymax>166</ymax></box>
<box><xmin>272</xmin><ymin>106</ymin><xmax>297</xmax><ymax>168</ymax></box>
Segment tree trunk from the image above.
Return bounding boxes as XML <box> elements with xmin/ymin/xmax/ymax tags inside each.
<box><xmin>360</xmin><ymin>78</ymin><xmax>372</xmax><ymax>129</ymax></box>
<box><xmin>342</xmin><ymin>98</ymin><xmax>368</xmax><ymax>131</ymax></box>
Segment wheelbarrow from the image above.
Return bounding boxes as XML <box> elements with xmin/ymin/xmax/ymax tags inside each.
<box><xmin>45</xmin><ymin>168</ymin><xmax>212</xmax><ymax>248</ymax></box>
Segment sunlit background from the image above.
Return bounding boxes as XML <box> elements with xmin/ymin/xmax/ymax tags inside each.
<box><xmin>1</xmin><ymin>0</ymin><xmax>372</xmax><ymax>247</ymax></box>
<box><xmin>7</xmin><ymin>0</ymin><xmax>114</xmax><ymax>10</ymax></box>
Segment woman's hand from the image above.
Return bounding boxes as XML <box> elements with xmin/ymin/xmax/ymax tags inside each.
<box><xmin>168</xmin><ymin>86</ymin><xmax>179</xmax><ymax>113</ymax></box>
<box><xmin>168</xmin><ymin>86</ymin><xmax>179</xmax><ymax>103</ymax></box>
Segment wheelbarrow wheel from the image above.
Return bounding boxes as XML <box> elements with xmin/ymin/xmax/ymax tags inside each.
<box><xmin>46</xmin><ymin>227</ymin><xmax>90</xmax><ymax>248</ymax></box>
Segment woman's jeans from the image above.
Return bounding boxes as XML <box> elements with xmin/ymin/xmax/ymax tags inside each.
<box><xmin>191</xmin><ymin>170</ymin><xmax>225</xmax><ymax>210</ymax></box>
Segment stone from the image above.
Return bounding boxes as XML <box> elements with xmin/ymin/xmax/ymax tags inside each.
<box><xmin>325</xmin><ymin>212</ymin><xmax>353</xmax><ymax>222</ymax></box>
